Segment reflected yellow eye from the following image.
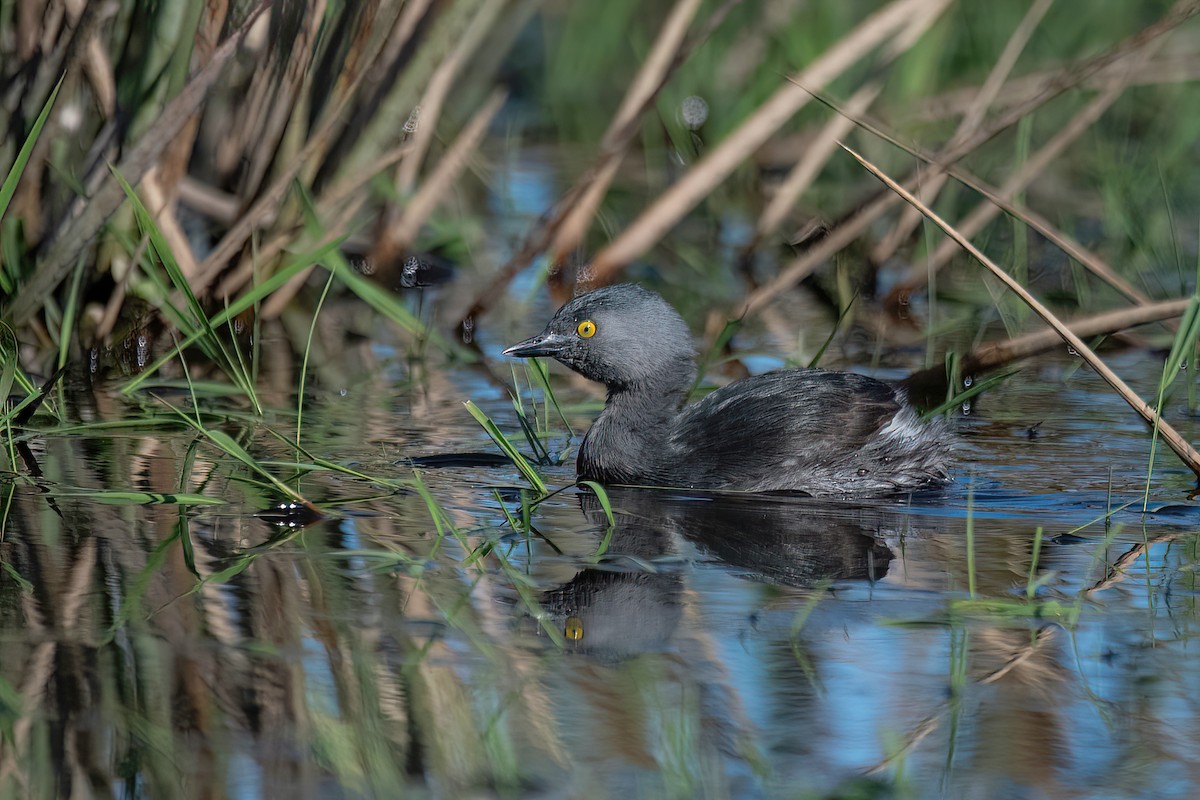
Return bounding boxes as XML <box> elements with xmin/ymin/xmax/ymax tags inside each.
<box><xmin>577</xmin><ymin>320</ymin><xmax>596</xmax><ymax>338</ymax></box>
<box><xmin>565</xmin><ymin>616</ymin><xmax>584</xmax><ymax>641</ymax></box>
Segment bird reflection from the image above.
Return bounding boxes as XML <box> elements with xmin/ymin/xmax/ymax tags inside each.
<box><xmin>536</xmin><ymin>488</ymin><xmax>897</xmax><ymax>659</ymax></box>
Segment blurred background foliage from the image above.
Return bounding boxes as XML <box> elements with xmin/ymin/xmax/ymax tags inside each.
<box><xmin>2</xmin><ymin>2</ymin><xmax>1200</xmax><ymax>797</ymax></box>
<box><xmin>0</xmin><ymin>0</ymin><xmax>1196</xmax><ymax>373</ymax></box>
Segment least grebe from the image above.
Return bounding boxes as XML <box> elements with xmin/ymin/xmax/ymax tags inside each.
<box><xmin>503</xmin><ymin>284</ymin><xmax>953</xmax><ymax>496</ymax></box>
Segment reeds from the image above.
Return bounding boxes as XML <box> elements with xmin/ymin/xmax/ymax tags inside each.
<box><xmin>1</xmin><ymin>0</ymin><xmax>515</xmax><ymax>366</ymax></box>
<box><xmin>0</xmin><ymin>3</ymin><xmax>1197</xmax><ymax>516</ymax></box>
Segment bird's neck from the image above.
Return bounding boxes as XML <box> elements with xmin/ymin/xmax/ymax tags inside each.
<box><xmin>607</xmin><ymin>355</ymin><xmax>695</xmax><ymax>418</ymax></box>
<box><xmin>577</xmin><ymin>360</ymin><xmax>695</xmax><ymax>486</ymax></box>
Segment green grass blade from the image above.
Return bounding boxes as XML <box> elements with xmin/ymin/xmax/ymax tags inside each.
<box><xmin>111</xmin><ymin>168</ymin><xmax>209</xmax><ymax>331</ymax></box>
<box><xmin>808</xmin><ymin>293</ymin><xmax>858</xmax><ymax>369</ymax></box>
<box><xmin>297</xmin><ymin>271</ymin><xmax>337</xmax><ymax>453</ymax></box>
<box><xmin>0</xmin><ymin>74</ymin><xmax>63</xmax><ymax>234</ymax></box>
<box><xmin>1143</xmin><ymin>294</ymin><xmax>1200</xmax><ymax>508</ymax></box>
<box><xmin>510</xmin><ymin>401</ymin><xmax>551</xmax><ymax>464</ymax></box>
<box><xmin>58</xmin><ymin>256</ymin><xmax>87</xmax><ymax>370</ymax></box>
<box><xmin>527</xmin><ymin>357</ymin><xmax>574</xmax><ymax>437</ymax></box>
<box><xmin>121</xmin><ymin>239</ymin><xmax>347</xmax><ymax>395</ymax></box>
<box><xmin>463</xmin><ymin>400</ymin><xmax>548</xmax><ymax>494</ymax></box>
<box><xmin>692</xmin><ymin>318</ymin><xmax>743</xmax><ymax>395</ymax></box>
<box><xmin>1026</xmin><ymin>526</ymin><xmax>1044</xmax><ymax>600</ymax></box>
<box><xmin>324</xmin><ymin>251</ymin><xmax>468</xmax><ymax>359</ymax></box>
<box><xmin>154</xmin><ymin>394</ymin><xmax>315</xmax><ymax>507</ymax></box>
<box><xmin>112</xmin><ymin>167</ymin><xmax>261</xmax><ymax>411</ymax></box>
<box><xmin>576</xmin><ymin>480</ymin><xmax>615</xmax><ymax>527</ymax></box>
<box><xmin>0</xmin><ymin>327</ymin><xmax>18</xmax><ymax>416</ymax></box>
<box><xmin>1158</xmin><ymin>297</ymin><xmax>1200</xmax><ymax>398</ymax></box>
<box><xmin>44</xmin><ymin>490</ymin><xmax>225</xmax><ymax>506</ymax></box>
<box><xmin>577</xmin><ymin>480</ymin><xmax>617</xmax><ymax>558</ymax></box>
<box><xmin>206</xmin><ymin>428</ymin><xmax>310</xmax><ymax>503</ymax></box>
<box><xmin>922</xmin><ymin>368</ymin><xmax>1020</xmax><ymax>419</ymax></box>
<box><xmin>0</xmin><ymin>69</ymin><xmax>62</xmax><ymax>294</ymax></box>
<box><xmin>0</xmin><ymin>219</ymin><xmax>23</xmax><ymax>295</ymax></box>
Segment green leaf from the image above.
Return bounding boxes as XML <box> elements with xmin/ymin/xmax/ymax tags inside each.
<box><xmin>463</xmin><ymin>400</ymin><xmax>548</xmax><ymax>494</ymax></box>
<box><xmin>577</xmin><ymin>480</ymin><xmax>617</xmax><ymax>558</ymax></box>
<box><xmin>325</xmin><ymin>251</ymin><xmax>468</xmax><ymax>359</ymax></box>
<box><xmin>121</xmin><ymin>238</ymin><xmax>348</xmax><ymax>396</ymax></box>
<box><xmin>45</xmin><ymin>490</ymin><xmax>226</xmax><ymax>506</ymax></box>
<box><xmin>154</xmin><ymin>393</ymin><xmax>315</xmax><ymax>507</ymax></box>
<box><xmin>0</xmin><ymin>74</ymin><xmax>63</xmax><ymax>235</ymax></box>
<box><xmin>923</xmin><ymin>368</ymin><xmax>1020</xmax><ymax>419</ymax></box>
<box><xmin>112</xmin><ymin>166</ymin><xmax>261</xmax><ymax>411</ymax></box>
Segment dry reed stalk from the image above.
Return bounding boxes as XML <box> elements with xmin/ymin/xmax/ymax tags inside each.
<box><xmin>141</xmin><ymin>172</ymin><xmax>199</xmax><ymax>280</ymax></box>
<box><xmin>261</xmin><ymin>90</ymin><xmax>507</xmax><ymax>317</ymax></box>
<box><xmin>231</xmin><ymin>192</ymin><xmax>368</xmax><ymax>310</ymax></box>
<box><xmin>212</xmin><ymin>142</ymin><xmax>414</xmax><ymax>299</ymax></box>
<box><xmin>738</xmin><ymin>0</ymin><xmax>1196</xmax><ymax>324</ymax></box>
<box><xmin>887</xmin><ymin>41</ymin><xmax>1159</xmax><ymax>303</ymax></box>
<box><xmin>4</xmin><ymin>1</ymin><xmax>271</xmax><ymax>327</ymax></box>
<box><xmin>394</xmin><ymin>0</ymin><xmax>509</xmax><ymax>195</ymax></box>
<box><xmin>841</xmin><ymin>142</ymin><xmax>1200</xmax><ymax>476</ymax></box>
<box><xmin>752</xmin><ymin>83</ymin><xmax>881</xmax><ymax>244</ymax></box>
<box><xmin>916</xmin><ymin>0</ymin><xmax>1199</xmax><ymax>170</ymax></box>
<box><xmin>177</xmin><ymin>178</ymin><xmax>239</xmax><ymax>225</ymax></box>
<box><xmin>871</xmin><ymin>0</ymin><xmax>1055</xmax><ymax>266</ymax></box>
<box><xmin>375</xmin><ymin>87</ymin><xmax>508</xmax><ymax>252</ymax></box>
<box><xmin>156</xmin><ymin>2</ymin><xmax>229</xmax><ymax>205</ymax></box>
<box><xmin>192</xmin><ymin>0</ymin><xmax>441</xmax><ymax>297</ymax></box>
<box><xmin>93</xmin><ymin>234</ymin><xmax>153</xmax><ymax>342</ymax></box>
<box><xmin>904</xmin><ymin>298</ymin><xmax>1191</xmax><ymax>385</ymax></box>
<box><xmin>14</xmin><ymin>0</ymin><xmax>40</xmax><ymax>61</ymax></box>
<box><xmin>547</xmin><ymin>0</ymin><xmax>707</xmax><ymax>269</ymax></box>
<box><xmin>295</xmin><ymin>0</ymin><xmax>433</xmax><ymax>186</ymax></box>
<box><xmin>909</xmin><ymin>54</ymin><xmax>1200</xmax><ymax>125</ymax></box>
<box><xmin>452</xmin><ymin>0</ymin><xmax>737</xmax><ymax>329</ymax></box>
<box><xmin>339</xmin><ymin>0</ymin><xmax>489</xmax><ymax>182</ymax></box>
<box><xmin>0</xmin><ymin>535</ymin><xmax>95</xmax><ymax>787</ymax></box>
<box><xmin>95</xmin><ymin>278</ymin><xmax>130</xmax><ymax>343</ymax></box>
<box><xmin>941</xmin><ymin>168</ymin><xmax>1150</xmax><ymax>305</ymax></box>
<box><xmin>8</xmin><ymin>1</ymin><xmax>115</xmax><ymax>242</ymax></box>
<box><xmin>238</xmin><ymin>0</ymin><xmax>329</xmax><ymax>200</ymax></box>
<box><xmin>864</xmin><ymin>713</ymin><xmax>942</xmax><ymax>776</ymax></box>
<box><xmin>585</xmin><ymin>0</ymin><xmax>953</xmax><ymax>284</ymax></box>
<box><xmin>811</xmin><ymin>94</ymin><xmax>1152</xmax><ymax>306</ymax></box>
<box><xmin>191</xmin><ymin>102</ymin><xmax>350</xmax><ymax>295</ymax></box>
<box><xmin>354</xmin><ymin>0</ymin><xmax>435</xmax><ymax>113</ymax></box>
<box><xmin>976</xmin><ymin>627</ymin><xmax>1056</xmax><ymax>685</ymax></box>
<box><xmin>454</xmin><ymin>208</ymin><xmax>572</xmax><ymax>331</ymax></box>
<box><xmin>365</xmin><ymin>0</ymin><xmax>508</xmax><ymax>277</ymax></box>
<box><xmin>1085</xmin><ymin>529</ymin><xmax>1191</xmax><ymax>594</ymax></box>
<box><xmin>746</xmin><ymin>1</ymin><xmax>946</xmax><ymax>252</ymax></box>
<box><xmin>741</xmin><ymin>187</ymin><xmax>899</xmax><ymax>319</ymax></box>
<box><xmin>83</xmin><ymin>33</ymin><xmax>117</xmax><ymax>118</ymax></box>
<box><xmin>322</xmin><ymin>2</ymin><xmax>394</xmax><ymax>108</ymax></box>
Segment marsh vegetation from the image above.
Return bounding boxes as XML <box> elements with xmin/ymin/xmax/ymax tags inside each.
<box><xmin>2</xmin><ymin>0</ymin><xmax>1200</xmax><ymax>797</ymax></box>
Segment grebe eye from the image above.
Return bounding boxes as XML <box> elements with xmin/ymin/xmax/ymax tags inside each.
<box><xmin>577</xmin><ymin>320</ymin><xmax>596</xmax><ymax>338</ymax></box>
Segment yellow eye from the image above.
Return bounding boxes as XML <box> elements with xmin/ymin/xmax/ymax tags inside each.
<box><xmin>565</xmin><ymin>616</ymin><xmax>584</xmax><ymax>641</ymax></box>
<box><xmin>577</xmin><ymin>320</ymin><xmax>596</xmax><ymax>338</ymax></box>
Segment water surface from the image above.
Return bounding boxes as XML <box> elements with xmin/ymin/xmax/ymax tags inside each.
<box><xmin>4</xmin><ymin>326</ymin><xmax>1200</xmax><ymax>799</ymax></box>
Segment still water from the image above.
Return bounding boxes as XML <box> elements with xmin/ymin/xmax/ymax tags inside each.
<box><xmin>4</xmin><ymin>312</ymin><xmax>1200</xmax><ymax>799</ymax></box>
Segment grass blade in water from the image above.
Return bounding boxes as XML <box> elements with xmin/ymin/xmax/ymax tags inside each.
<box><xmin>464</xmin><ymin>400</ymin><xmax>548</xmax><ymax>494</ymax></box>
<box><xmin>0</xmin><ymin>76</ymin><xmax>62</xmax><ymax>294</ymax></box>
<box><xmin>45</xmin><ymin>490</ymin><xmax>226</xmax><ymax>506</ymax></box>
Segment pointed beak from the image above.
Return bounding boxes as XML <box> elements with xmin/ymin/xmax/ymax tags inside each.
<box><xmin>502</xmin><ymin>332</ymin><xmax>565</xmax><ymax>358</ymax></box>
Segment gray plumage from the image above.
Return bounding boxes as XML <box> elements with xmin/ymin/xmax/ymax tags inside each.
<box><xmin>503</xmin><ymin>284</ymin><xmax>954</xmax><ymax>496</ymax></box>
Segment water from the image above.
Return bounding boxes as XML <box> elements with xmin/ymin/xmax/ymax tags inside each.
<box><xmin>9</xmin><ymin>150</ymin><xmax>1200</xmax><ymax>799</ymax></box>
<box><xmin>4</xmin><ymin>312</ymin><xmax>1200</xmax><ymax>799</ymax></box>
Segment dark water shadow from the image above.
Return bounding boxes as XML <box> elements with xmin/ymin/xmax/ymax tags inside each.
<box><xmin>535</xmin><ymin>488</ymin><xmax>904</xmax><ymax>661</ymax></box>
